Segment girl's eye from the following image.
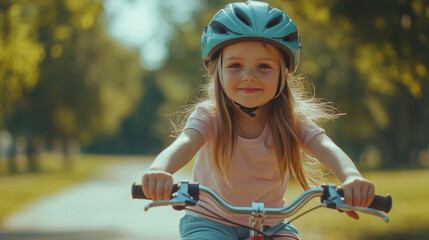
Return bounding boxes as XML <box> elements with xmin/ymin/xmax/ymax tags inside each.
<box><xmin>259</xmin><ymin>64</ymin><xmax>271</xmax><ymax>69</ymax></box>
<box><xmin>229</xmin><ymin>63</ymin><xmax>241</xmax><ymax>68</ymax></box>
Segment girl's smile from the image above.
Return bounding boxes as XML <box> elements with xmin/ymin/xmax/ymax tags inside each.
<box><xmin>237</xmin><ymin>87</ymin><xmax>261</xmax><ymax>93</ymax></box>
<box><xmin>221</xmin><ymin>41</ymin><xmax>281</xmax><ymax>108</ymax></box>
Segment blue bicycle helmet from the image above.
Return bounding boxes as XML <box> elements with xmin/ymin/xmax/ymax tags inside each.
<box><xmin>201</xmin><ymin>0</ymin><xmax>302</xmax><ymax>73</ymax></box>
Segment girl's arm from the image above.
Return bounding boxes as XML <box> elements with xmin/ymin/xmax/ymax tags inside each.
<box><xmin>142</xmin><ymin>128</ymin><xmax>204</xmax><ymax>201</ymax></box>
<box><xmin>307</xmin><ymin>133</ymin><xmax>375</xmax><ymax>219</ymax></box>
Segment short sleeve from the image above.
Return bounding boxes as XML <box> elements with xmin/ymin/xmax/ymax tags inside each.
<box><xmin>184</xmin><ymin>103</ymin><xmax>215</xmax><ymax>141</ymax></box>
<box><xmin>298</xmin><ymin>115</ymin><xmax>325</xmax><ymax>147</ymax></box>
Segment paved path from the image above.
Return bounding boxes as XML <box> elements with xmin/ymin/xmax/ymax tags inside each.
<box><xmin>1</xmin><ymin>159</ymin><xmax>193</xmax><ymax>240</ymax></box>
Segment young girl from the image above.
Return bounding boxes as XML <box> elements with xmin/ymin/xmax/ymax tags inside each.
<box><xmin>142</xmin><ymin>1</ymin><xmax>375</xmax><ymax>239</ymax></box>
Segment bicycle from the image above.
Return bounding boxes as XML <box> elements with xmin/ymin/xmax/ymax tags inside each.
<box><xmin>131</xmin><ymin>181</ymin><xmax>392</xmax><ymax>240</ymax></box>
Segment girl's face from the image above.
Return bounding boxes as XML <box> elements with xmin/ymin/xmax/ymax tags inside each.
<box><xmin>221</xmin><ymin>41</ymin><xmax>281</xmax><ymax>109</ymax></box>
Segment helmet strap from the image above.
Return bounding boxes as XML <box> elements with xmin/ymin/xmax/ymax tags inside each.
<box><xmin>233</xmin><ymin>102</ymin><xmax>262</xmax><ymax>118</ymax></box>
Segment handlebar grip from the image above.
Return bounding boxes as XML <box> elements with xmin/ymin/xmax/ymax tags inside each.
<box><xmin>336</xmin><ymin>189</ymin><xmax>392</xmax><ymax>213</ymax></box>
<box><xmin>368</xmin><ymin>194</ymin><xmax>392</xmax><ymax>213</ymax></box>
<box><xmin>131</xmin><ymin>183</ymin><xmax>179</xmax><ymax>199</ymax></box>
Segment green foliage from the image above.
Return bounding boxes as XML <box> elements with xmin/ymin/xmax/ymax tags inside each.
<box><xmin>298</xmin><ymin>0</ymin><xmax>429</xmax><ymax>167</ymax></box>
<box><xmin>2</xmin><ymin>0</ymin><xmax>144</xmax><ymax>145</ymax></box>
<box><xmin>0</xmin><ymin>1</ymin><xmax>45</xmax><ymax>127</ymax></box>
<box><xmin>86</xmin><ymin>72</ymin><xmax>166</xmax><ymax>154</ymax></box>
<box><xmin>153</xmin><ymin>0</ymin><xmax>226</xmax><ymax>143</ymax></box>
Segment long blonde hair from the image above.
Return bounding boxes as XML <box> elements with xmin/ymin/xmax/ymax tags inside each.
<box><xmin>174</xmin><ymin>52</ymin><xmax>338</xmax><ymax>190</ymax></box>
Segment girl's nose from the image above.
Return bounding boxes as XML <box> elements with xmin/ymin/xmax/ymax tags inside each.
<box><xmin>242</xmin><ymin>68</ymin><xmax>257</xmax><ymax>81</ymax></box>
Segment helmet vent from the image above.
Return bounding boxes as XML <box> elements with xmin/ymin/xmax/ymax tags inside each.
<box><xmin>210</xmin><ymin>20</ymin><xmax>242</xmax><ymax>35</ymax></box>
<box><xmin>233</xmin><ymin>7</ymin><xmax>252</xmax><ymax>27</ymax></box>
<box><xmin>281</xmin><ymin>32</ymin><xmax>298</xmax><ymax>43</ymax></box>
<box><xmin>266</xmin><ymin>15</ymin><xmax>283</xmax><ymax>29</ymax></box>
<box><xmin>210</xmin><ymin>21</ymin><xmax>229</xmax><ymax>34</ymax></box>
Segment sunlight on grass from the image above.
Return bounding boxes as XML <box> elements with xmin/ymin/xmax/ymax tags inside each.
<box><xmin>285</xmin><ymin>169</ymin><xmax>429</xmax><ymax>240</ymax></box>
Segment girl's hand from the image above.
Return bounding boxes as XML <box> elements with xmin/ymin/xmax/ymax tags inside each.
<box><xmin>341</xmin><ymin>176</ymin><xmax>375</xmax><ymax>220</ymax></box>
<box><xmin>142</xmin><ymin>170</ymin><xmax>174</xmax><ymax>201</ymax></box>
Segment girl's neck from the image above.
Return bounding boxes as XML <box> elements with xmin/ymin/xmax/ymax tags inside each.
<box><xmin>235</xmin><ymin>107</ymin><xmax>268</xmax><ymax>139</ymax></box>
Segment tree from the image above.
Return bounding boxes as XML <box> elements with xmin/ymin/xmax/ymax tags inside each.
<box><xmin>151</xmin><ymin>0</ymin><xmax>225</xmax><ymax>144</ymax></box>
<box><xmin>85</xmin><ymin>72</ymin><xmax>166</xmax><ymax>155</ymax></box>
<box><xmin>0</xmin><ymin>0</ymin><xmax>45</xmax><ymax>128</ymax></box>
<box><xmin>268</xmin><ymin>0</ymin><xmax>428</xmax><ymax>167</ymax></box>
<box><xmin>4</xmin><ymin>0</ymin><xmax>144</xmax><ymax>171</ymax></box>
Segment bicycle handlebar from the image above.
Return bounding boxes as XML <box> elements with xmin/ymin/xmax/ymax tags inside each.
<box><xmin>334</xmin><ymin>188</ymin><xmax>391</xmax><ymax>213</ymax></box>
<box><xmin>131</xmin><ymin>182</ymin><xmax>392</xmax><ymax>222</ymax></box>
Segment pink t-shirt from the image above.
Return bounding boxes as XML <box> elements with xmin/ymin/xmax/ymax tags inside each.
<box><xmin>184</xmin><ymin>102</ymin><xmax>325</xmax><ymax>227</ymax></box>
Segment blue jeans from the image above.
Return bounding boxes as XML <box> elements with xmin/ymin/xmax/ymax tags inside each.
<box><xmin>179</xmin><ymin>214</ymin><xmax>300</xmax><ymax>240</ymax></box>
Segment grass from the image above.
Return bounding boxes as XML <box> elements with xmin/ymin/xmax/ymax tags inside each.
<box><xmin>0</xmin><ymin>153</ymin><xmax>125</xmax><ymax>225</ymax></box>
<box><xmin>285</xmin><ymin>169</ymin><xmax>429</xmax><ymax>240</ymax></box>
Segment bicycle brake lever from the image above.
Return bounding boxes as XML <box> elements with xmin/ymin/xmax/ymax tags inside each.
<box><xmin>335</xmin><ymin>205</ymin><xmax>389</xmax><ymax>223</ymax></box>
<box><xmin>144</xmin><ymin>199</ymin><xmax>183</xmax><ymax>210</ymax></box>
<box><xmin>321</xmin><ymin>184</ymin><xmax>389</xmax><ymax>223</ymax></box>
<box><xmin>144</xmin><ymin>181</ymin><xmax>197</xmax><ymax>211</ymax></box>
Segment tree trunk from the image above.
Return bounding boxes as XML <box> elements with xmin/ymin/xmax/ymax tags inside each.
<box><xmin>27</xmin><ymin>140</ymin><xmax>40</xmax><ymax>172</ymax></box>
<box><xmin>63</xmin><ymin>138</ymin><xmax>80</xmax><ymax>171</ymax></box>
<box><xmin>7</xmin><ymin>148</ymin><xmax>18</xmax><ymax>173</ymax></box>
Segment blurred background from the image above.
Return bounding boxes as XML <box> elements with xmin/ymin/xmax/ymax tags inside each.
<box><xmin>0</xmin><ymin>0</ymin><xmax>428</xmax><ymax>239</ymax></box>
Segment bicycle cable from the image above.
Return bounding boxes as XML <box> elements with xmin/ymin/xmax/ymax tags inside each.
<box><xmin>266</xmin><ymin>205</ymin><xmax>322</xmax><ymax>239</ymax></box>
